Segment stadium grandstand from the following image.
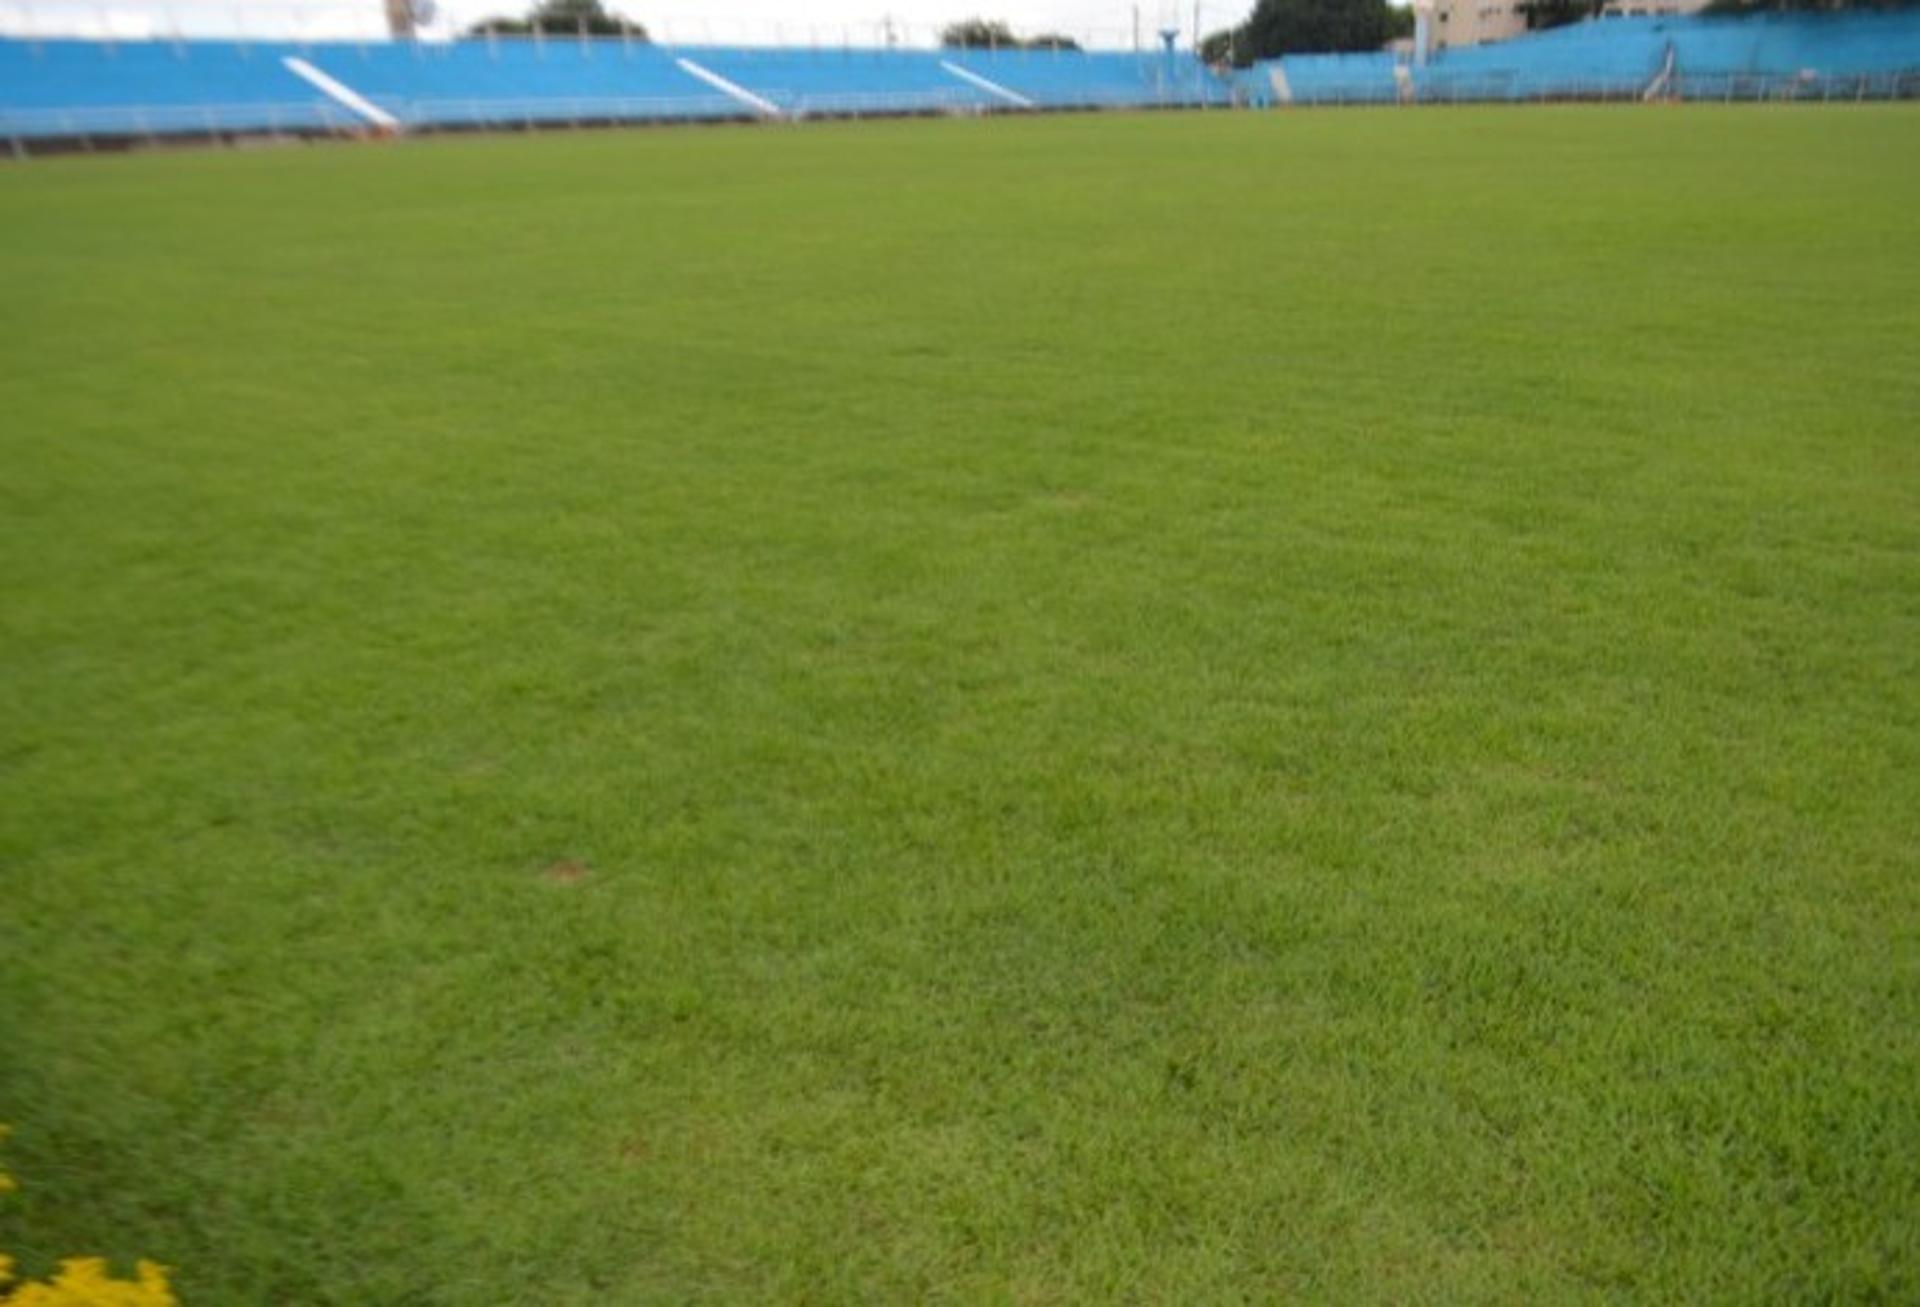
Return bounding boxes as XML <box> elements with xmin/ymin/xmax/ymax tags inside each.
<box><xmin>1</xmin><ymin>6</ymin><xmax>1917</xmax><ymax>152</ymax></box>
<box><xmin>1246</xmin><ymin>10</ymin><xmax>1920</xmax><ymax>106</ymax></box>
<box><xmin>0</xmin><ymin>37</ymin><xmax>1237</xmax><ymax>148</ymax></box>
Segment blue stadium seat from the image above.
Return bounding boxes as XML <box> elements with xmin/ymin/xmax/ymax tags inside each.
<box><xmin>4</xmin><ymin>15</ymin><xmax>1915</xmax><ymax>145</ymax></box>
<box><xmin>946</xmin><ymin>48</ymin><xmax>1227</xmax><ymax>109</ymax></box>
<box><xmin>1415</xmin><ymin>21</ymin><xmax>1666</xmax><ymax>101</ymax></box>
<box><xmin>0</xmin><ymin>38</ymin><xmax>349</xmax><ymax>137</ymax></box>
<box><xmin>1252</xmin><ymin>52</ymin><xmax>1402</xmax><ymax>105</ymax></box>
<box><xmin>299</xmin><ymin>39</ymin><xmax>737</xmax><ymax>128</ymax></box>
<box><xmin>669</xmin><ymin>47</ymin><xmax>987</xmax><ymax>117</ymax></box>
<box><xmin>1240</xmin><ymin>11</ymin><xmax>1919</xmax><ymax>105</ymax></box>
<box><xmin>1668</xmin><ymin>12</ymin><xmax>1920</xmax><ymax>100</ymax></box>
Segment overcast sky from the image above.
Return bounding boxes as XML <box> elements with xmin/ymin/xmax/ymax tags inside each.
<box><xmin>0</xmin><ymin>0</ymin><xmax>1256</xmax><ymax>47</ymax></box>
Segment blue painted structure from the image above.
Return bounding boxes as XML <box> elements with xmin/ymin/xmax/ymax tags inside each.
<box><xmin>3</xmin><ymin>12</ymin><xmax>1916</xmax><ymax>149</ymax></box>
<box><xmin>1240</xmin><ymin>11</ymin><xmax>1920</xmax><ymax>106</ymax></box>
<box><xmin>300</xmin><ymin>40</ymin><xmax>744</xmax><ymax>129</ymax></box>
<box><xmin>945</xmin><ymin>45</ymin><xmax>1230</xmax><ymax>109</ymax></box>
<box><xmin>0</xmin><ymin>37</ymin><xmax>349</xmax><ymax>137</ymax></box>
<box><xmin>0</xmin><ymin>38</ymin><xmax>1220</xmax><ymax>144</ymax></box>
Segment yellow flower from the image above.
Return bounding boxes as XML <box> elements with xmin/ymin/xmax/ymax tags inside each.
<box><xmin>0</xmin><ymin>1256</ymin><xmax>177</xmax><ymax>1306</ymax></box>
<box><xmin>0</xmin><ymin>1129</ymin><xmax>177</xmax><ymax>1306</ymax></box>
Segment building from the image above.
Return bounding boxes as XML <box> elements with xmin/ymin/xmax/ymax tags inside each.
<box><xmin>1414</xmin><ymin>0</ymin><xmax>1715</xmax><ymax>57</ymax></box>
<box><xmin>1417</xmin><ymin>0</ymin><xmax>1528</xmax><ymax>54</ymax></box>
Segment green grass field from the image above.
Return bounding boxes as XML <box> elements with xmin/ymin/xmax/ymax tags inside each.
<box><xmin>2</xmin><ymin>106</ymin><xmax>1918</xmax><ymax>1302</ymax></box>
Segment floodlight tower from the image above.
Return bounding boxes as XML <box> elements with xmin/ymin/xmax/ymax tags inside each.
<box><xmin>1152</xmin><ymin>0</ymin><xmax>1184</xmax><ymax>47</ymax></box>
<box><xmin>1149</xmin><ymin>0</ymin><xmax>1182</xmax><ymax>100</ymax></box>
<box><xmin>1155</xmin><ymin>26</ymin><xmax>1180</xmax><ymax>106</ymax></box>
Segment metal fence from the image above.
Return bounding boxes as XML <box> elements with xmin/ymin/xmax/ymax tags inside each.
<box><xmin>3</xmin><ymin>99</ymin><xmax>362</xmax><ymax>151</ymax></box>
<box><xmin>1269</xmin><ymin>73</ymin><xmax>1920</xmax><ymax>107</ymax></box>
<box><xmin>394</xmin><ymin>88</ymin><xmax>992</xmax><ymax>127</ymax></box>
<box><xmin>397</xmin><ymin>93</ymin><xmax>750</xmax><ymax>130</ymax></box>
<box><xmin>7</xmin><ymin>69</ymin><xmax>1918</xmax><ymax>158</ymax></box>
<box><xmin>1671</xmin><ymin>72</ymin><xmax>1920</xmax><ymax>102</ymax></box>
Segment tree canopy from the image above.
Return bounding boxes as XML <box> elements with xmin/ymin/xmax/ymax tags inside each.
<box><xmin>1204</xmin><ymin>0</ymin><xmax>1413</xmax><ymax>66</ymax></box>
<box><xmin>940</xmin><ymin>18</ymin><xmax>1081</xmax><ymax>49</ymax></box>
<box><xmin>1198</xmin><ymin>28</ymin><xmax>1236</xmax><ymax>63</ymax></box>
<box><xmin>468</xmin><ymin>0</ymin><xmax>648</xmax><ymax>38</ymax></box>
<box><xmin>1518</xmin><ymin>0</ymin><xmax>1604</xmax><ymax>30</ymax></box>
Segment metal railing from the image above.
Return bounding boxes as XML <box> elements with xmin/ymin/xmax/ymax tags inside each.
<box><xmin>782</xmin><ymin>88</ymin><xmax>981</xmax><ymax>118</ymax></box>
<box><xmin>397</xmin><ymin>92</ymin><xmax>746</xmax><ymax>129</ymax></box>
<box><xmin>2</xmin><ymin>98</ymin><xmax>358</xmax><ymax>143</ymax></box>
<box><xmin>1268</xmin><ymin>73</ymin><xmax>1919</xmax><ymax>107</ymax></box>
<box><xmin>1671</xmin><ymin>71</ymin><xmax>1920</xmax><ymax>102</ymax></box>
<box><xmin>8</xmin><ymin>71</ymin><xmax>1915</xmax><ymax>157</ymax></box>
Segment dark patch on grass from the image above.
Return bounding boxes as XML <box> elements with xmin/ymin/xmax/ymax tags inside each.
<box><xmin>542</xmin><ymin>860</ymin><xmax>589</xmax><ymax>885</ymax></box>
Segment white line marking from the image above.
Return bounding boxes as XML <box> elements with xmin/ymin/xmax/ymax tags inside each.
<box><xmin>282</xmin><ymin>56</ymin><xmax>400</xmax><ymax>130</ymax></box>
<box><xmin>674</xmin><ymin>57</ymin><xmax>783</xmax><ymax>118</ymax></box>
<box><xmin>939</xmin><ymin>60</ymin><xmax>1035</xmax><ymax>108</ymax></box>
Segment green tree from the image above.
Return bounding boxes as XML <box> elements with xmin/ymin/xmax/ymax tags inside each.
<box><xmin>1218</xmin><ymin>0</ymin><xmax>1412</xmax><ymax>64</ymax></box>
<box><xmin>1518</xmin><ymin>0</ymin><xmax>1604</xmax><ymax>30</ymax></box>
<box><xmin>940</xmin><ymin>18</ymin><xmax>1022</xmax><ymax>47</ymax></box>
<box><xmin>468</xmin><ymin>0</ymin><xmax>648</xmax><ymax>38</ymax></box>
<box><xmin>939</xmin><ymin>18</ymin><xmax>1081</xmax><ymax>49</ymax></box>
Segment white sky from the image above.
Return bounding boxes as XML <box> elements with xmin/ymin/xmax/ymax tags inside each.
<box><xmin>0</xmin><ymin>0</ymin><xmax>1257</xmax><ymax>47</ymax></box>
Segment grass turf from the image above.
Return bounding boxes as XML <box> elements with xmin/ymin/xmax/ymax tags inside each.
<box><xmin>1</xmin><ymin>106</ymin><xmax>1917</xmax><ymax>1302</ymax></box>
